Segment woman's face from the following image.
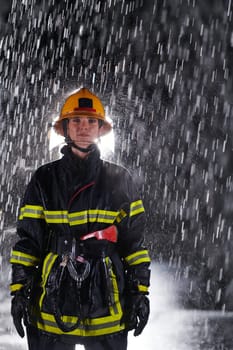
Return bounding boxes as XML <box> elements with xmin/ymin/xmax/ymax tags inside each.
<box><xmin>67</xmin><ymin>116</ymin><xmax>100</xmax><ymax>149</ymax></box>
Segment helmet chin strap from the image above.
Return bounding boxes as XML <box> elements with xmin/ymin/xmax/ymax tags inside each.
<box><xmin>62</xmin><ymin>119</ymin><xmax>95</xmax><ymax>153</ymax></box>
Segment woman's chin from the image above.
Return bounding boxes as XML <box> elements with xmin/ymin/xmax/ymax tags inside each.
<box><xmin>73</xmin><ymin>142</ymin><xmax>92</xmax><ymax>148</ymax></box>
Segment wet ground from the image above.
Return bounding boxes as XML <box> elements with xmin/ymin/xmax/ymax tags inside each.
<box><xmin>129</xmin><ymin>310</ymin><xmax>233</xmax><ymax>350</ymax></box>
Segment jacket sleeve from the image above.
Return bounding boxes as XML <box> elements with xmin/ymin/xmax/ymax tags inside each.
<box><xmin>116</xmin><ymin>168</ymin><xmax>151</xmax><ymax>295</ymax></box>
<box><xmin>10</xmin><ymin>171</ymin><xmax>49</xmax><ymax>294</ymax></box>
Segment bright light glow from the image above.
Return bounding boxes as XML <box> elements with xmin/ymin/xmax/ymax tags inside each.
<box><xmin>48</xmin><ymin>116</ymin><xmax>115</xmax><ymax>158</ymax></box>
<box><xmin>48</xmin><ymin>126</ymin><xmax>65</xmax><ymax>151</ymax></box>
<box><xmin>98</xmin><ymin>118</ymin><xmax>115</xmax><ymax>157</ymax></box>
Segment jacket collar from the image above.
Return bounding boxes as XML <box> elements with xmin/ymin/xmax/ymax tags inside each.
<box><xmin>60</xmin><ymin>145</ymin><xmax>102</xmax><ymax>182</ymax></box>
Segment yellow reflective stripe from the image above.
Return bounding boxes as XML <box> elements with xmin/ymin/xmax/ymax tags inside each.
<box><xmin>116</xmin><ymin>209</ymin><xmax>127</xmax><ymax>223</ymax></box>
<box><xmin>19</xmin><ymin>207</ymin><xmax>121</xmax><ymax>225</ymax></box>
<box><xmin>68</xmin><ymin>210</ymin><xmax>87</xmax><ymax>224</ymax></box>
<box><xmin>69</xmin><ymin>210</ymin><xmax>118</xmax><ymax>225</ymax></box>
<box><xmin>39</xmin><ymin>253</ymin><xmax>58</xmax><ymax>308</ymax></box>
<box><xmin>10</xmin><ymin>250</ymin><xmax>40</xmax><ymax>267</ymax></box>
<box><xmin>42</xmin><ymin>210</ymin><xmax>119</xmax><ymax>225</ymax></box>
<box><xmin>105</xmin><ymin>257</ymin><xmax>122</xmax><ymax>316</ymax></box>
<box><xmin>44</xmin><ymin>210</ymin><xmax>69</xmax><ymax>224</ymax></box>
<box><xmin>88</xmin><ymin>210</ymin><xmax>117</xmax><ymax>223</ymax></box>
<box><xmin>125</xmin><ymin>250</ymin><xmax>151</xmax><ymax>266</ymax></box>
<box><xmin>129</xmin><ymin>200</ymin><xmax>145</xmax><ymax>217</ymax></box>
<box><xmin>138</xmin><ymin>284</ymin><xmax>149</xmax><ymax>293</ymax></box>
<box><xmin>36</xmin><ymin>311</ymin><xmax>125</xmax><ymax>336</ymax></box>
<box><xmin>19</xmin><ymin>205</ymin><xmax>44</xmax><ymax>220</ymax></box>
<box><xmin>10</xmin><ymin>283</ymin><xmax>24</xmax><ymax>293</ymax></box>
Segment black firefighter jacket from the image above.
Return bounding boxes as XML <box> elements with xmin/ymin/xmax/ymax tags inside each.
<box><xmin>10</xmin><ymin>145</ymin><xmax>151</xmax><ymax>340</ymax></box>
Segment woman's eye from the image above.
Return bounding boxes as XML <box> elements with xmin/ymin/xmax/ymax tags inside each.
<box><xmin>88</xmin><ymin>118</ymin><xmax>97</xmax><ymax>124</ymax></box>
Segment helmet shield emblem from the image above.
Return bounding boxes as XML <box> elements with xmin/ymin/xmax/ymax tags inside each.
<box><xmin>79</xmin><ymin>98</ymin><xmax>93</xmax><ymax>108</ymax></box>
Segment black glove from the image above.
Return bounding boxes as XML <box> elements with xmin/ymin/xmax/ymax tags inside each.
<box><xmin>123</xmin><ymin>294</ymin><xmax>150</xmax><ymax>336</ymax></box>
<box><xmin>11</xmin><ymin>291</ymin><xmax>30</xmax><ymax>338</ymax></box>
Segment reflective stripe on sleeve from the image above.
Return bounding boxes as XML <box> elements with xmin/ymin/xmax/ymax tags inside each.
<box><xmin>129</xmin><ymin>200</ymin><xmax>145</xmax><ymax>217</ymax></box>
<box><xmin>19</xmin><ymin>205</ymin><xmax>44</xmax><ymax>220</ymax></box>
<box><xmin>115</xmin><ymin>209</ymin><xmax>127</xmax><ymax>223</ymax></box>
<box><xmin>10</xmin><ymin>250</ymin><xmax>40</xmax><ymax>267</ymax></box>
<box><xmin>124</xmin><ymin>249</ymin><xmax>151</xmax><ymax>266</ymax></box>
<box><xmin>138</xmin><ymin>284</ymin><xmax>149</xmax><ymax>293</ymax></box>
<box><xmin>10</xmin><ymin>283</ymin><xmax>24</xmax><ymax>293</ymax></box>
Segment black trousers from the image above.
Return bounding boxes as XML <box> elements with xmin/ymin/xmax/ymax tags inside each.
<box><xmin>27</xmin><ymin>326</ymin><xmax>128</xmax><ymax>350</ymax></box>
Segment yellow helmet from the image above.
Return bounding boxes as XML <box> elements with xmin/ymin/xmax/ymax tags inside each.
<box><xmin>54</xmin><ymin>88</ymin><xmax>112</xmax><ymax>136</ymax></box>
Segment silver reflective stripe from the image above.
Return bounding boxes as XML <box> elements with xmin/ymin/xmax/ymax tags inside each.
<box><xmin>129</xmin><ymin>200</ymin><xmax>145</xmax><ymax>217</ymax></box>
<box><xmin>38</xmin><ymin>314</ymin><xmax>123</xmax><ymax>333</ymax></box>
<box><xmin>19</xmin><ymin>205</ymin><xmax>44</xmax><ymax>219</ymax></box>
<box><xmin>45</xmin><ymin>214</ymin><xmax>67</xmax><ymax>220</ymax></box>
<box><xmin>11</xmin><ymin>254</ymin><xmax>33</xmax><ymax>264</ymax></box>
<box><xmin>125</xmin><ymin>250</ymin><xmax>151</xmax><ymax>266</ymax></box>
<box><xmin>127</xmin><ymin>253</ymin><xmax>149</xmax><ymax>265</ymax></box>
<box><xmin>19</xmin><ymin>206</ymin><xmax>120</xmax><ymax>225</ymax></box>
<box><xmin>69</xmin><ymin>213</ymin><xmax>88</xmax><ymax>222</ymax></box>
<box><xmin>44</xmin><ymin>212</ymin><xmax>68</xmax><ymax>223</ymax></box>
<box><xmin>10</xmin><ymin>251</ymin><xmax>40</xmax><ymax>266</ymax></box>
<box><xmin>88</xmin><ymin>213</ymin><xmax>116</xmax><ymax>221</ymax></box>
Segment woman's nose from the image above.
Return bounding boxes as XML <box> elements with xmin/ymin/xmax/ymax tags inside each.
<box><xmin>79</xmin><ymin>118</ymin><xmax>89</xmax><ymax>129</ymax></box>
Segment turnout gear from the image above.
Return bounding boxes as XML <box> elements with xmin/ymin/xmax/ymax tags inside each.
<box><xmin>27</xmin><ymin>326</ymin><xmax>76</xmax><ymax>350</ymax></box>
<box><xmin>122</xmin><ymin>267</ymin><xmax>150</xmax><ymax>335</ymax></box>
<box><xmin>48</xmin><ymin>254</ymin><xmax>91</xmax><ymax>333</ymax></box>
<box><xmin>11</xmin><ymin>288</ymin><xmax>31</xmax><ymax>338</ymax></box>
<box><xmin>54</xmin><ymin>88</ymin><xmax>112</xmax><ymax>137</ymax></box>
<box><xmin>10</xmin><ymin>144</ymin><xmax>150</xmax><ymax>344</ymax></box>
<box><xmin>125</xmin><ymin>266</ymin><xmax>151</xmax><ymax>294</ymax></box>
<box><xmin>27</xmin><ymin>325</ymin><xmax>127</xmax><ymax>350</ymax></box>
<box><xmin>123</xmin><ymin>294</ymin><xmax>150</xmax><ymax>336</ymax></box>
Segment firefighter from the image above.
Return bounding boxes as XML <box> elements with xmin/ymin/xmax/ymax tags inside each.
<box><xmin>10</xmin><ymin>87</ymin><xmax>151</xmax><ymax>350</ymax></box>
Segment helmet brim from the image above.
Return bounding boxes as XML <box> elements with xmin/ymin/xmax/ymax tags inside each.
<box><xmin>53</xmin><ymin>114</ymin><xmax>112</xmax><ymax>137</ymax></box>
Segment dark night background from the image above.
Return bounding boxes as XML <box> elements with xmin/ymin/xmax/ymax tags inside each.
<box><xmin>1</xmin><ymin>0</ymin><xmax>233</xmax><ymax>312</ymax></box>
